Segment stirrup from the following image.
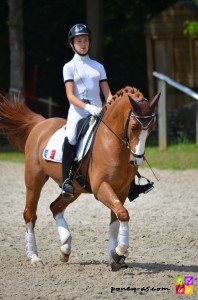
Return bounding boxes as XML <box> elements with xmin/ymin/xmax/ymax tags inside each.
<box><xmin>128</xmin><ymin>174</ymin><xmax>154</xmax><ymax>202</ymax></box>
<box><xmin>62</xmin><ymin>179</ymin><xmax>74</xmax><ymax>199</ymax></box>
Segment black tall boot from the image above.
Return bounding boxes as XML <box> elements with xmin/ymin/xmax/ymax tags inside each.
<box><xmin>62</xmin><ymin>137</ymin><xmax>75</xmax><ymax>199</ymax></box>
<box><xmin>128</xmin><ymin>172</ymin><xmax>154</xmax><ymax>202</ymax></box>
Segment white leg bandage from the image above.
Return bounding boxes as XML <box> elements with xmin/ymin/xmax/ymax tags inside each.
<box><xmin>25</xmin><ymin>222</ymin><xmax>38</xmax><ymax>258</ymax></box>
<box><xmin>55</xmin><ymin>212</ymin><xmax>71</xmax><ymax>255</ymax></box>
<box><xmin>108</xmin><ymin>220</ymin><xmax>119</xmax><ymax>253</ymax></box>
<box><xmin>116</xmin><ymin>221</ymin><xmax>129</xmax><ymax>256</ymax></box>
<box><xmin>106</xmin><ymin>220</ymin><xmax>119</xmax><ymax>261</ymax></box>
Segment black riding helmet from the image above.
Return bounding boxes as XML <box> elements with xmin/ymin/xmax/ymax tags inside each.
<box><xmin>68</xmin><ymin>24</ymin><xmax>91</xmax><ymax>56</ymax></box>
<box><xmin>68</xmin><ymin>24</ymin><xmax>91</xmax><ymax>43</ymax></box>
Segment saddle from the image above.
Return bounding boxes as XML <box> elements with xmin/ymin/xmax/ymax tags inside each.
<box><xmin>74</xmin><ymin>114</ymin><xmax>102</xmax><ymax>193</ymax></box>
<box><xmin>76</xmin><ymin>115</ymin><xmax>93</xmax><ymax>143</ymax></box>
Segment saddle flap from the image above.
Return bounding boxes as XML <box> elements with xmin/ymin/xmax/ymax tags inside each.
<box><xmin>76</xmin><ymin>115</ymin><xmax>94</xmax><ymax>143</ymax></box>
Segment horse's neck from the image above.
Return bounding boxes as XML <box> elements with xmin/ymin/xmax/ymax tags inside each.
<box><xmin>95</xmin><ymin>96</ymin><xmax>130</xmax><ymax>160</ymax></box>
<box><xmin>103</xmin><ymin>95</ymin><xmax>130</xmax><ymax>134</ymax></box>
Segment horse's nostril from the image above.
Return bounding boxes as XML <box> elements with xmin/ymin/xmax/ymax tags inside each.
<box><xmin>130</xmin><ymin>160</ymin><xmax>137</xmax><ymax>166</ymax></box>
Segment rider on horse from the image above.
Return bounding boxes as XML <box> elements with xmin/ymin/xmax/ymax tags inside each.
<box><xmin>61</xmin><ymin>24</ymin><xmax>153</xmax><ymax>200</ymax></box>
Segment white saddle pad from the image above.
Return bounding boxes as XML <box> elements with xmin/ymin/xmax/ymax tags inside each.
<box><xmin>43</xmin><ymin>122</ymin><xmax>95</xmax><ymax>163</ymax></box>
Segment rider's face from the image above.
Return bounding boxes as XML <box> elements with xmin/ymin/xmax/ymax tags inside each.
<box><xmin>72</xmin><ymin>35</ymin><xmax>90</xmax><ymax>55</ymax></box>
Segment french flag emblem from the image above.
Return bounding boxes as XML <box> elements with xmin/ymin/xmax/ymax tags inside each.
<box><xmin>50</xmin><ymin>150</ymin><xmax>56</xmax><ymax>159</ymax></box>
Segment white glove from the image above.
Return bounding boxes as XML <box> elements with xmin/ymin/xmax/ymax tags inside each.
<box><xmin>84</xmin><ymin>104</ymin><xmax>102</xmax><ymax>116</ymax></box>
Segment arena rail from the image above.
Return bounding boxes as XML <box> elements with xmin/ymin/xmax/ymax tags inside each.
<box><xmin>153</xmin><ymin>71</ymin><xmax>198</xmax><ymax>149</ymax></box>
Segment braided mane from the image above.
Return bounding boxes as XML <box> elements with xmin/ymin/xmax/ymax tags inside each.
<box><xmin>104</xmin><ymin>86</ymin><xmax>145</xmax><ymax>111</ymax></box>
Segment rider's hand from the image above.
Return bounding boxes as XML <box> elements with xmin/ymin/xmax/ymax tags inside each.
<box><xmin>84</xmin><ymin>104</ymin><xmax>102</xmax><ymax>117</ymax></box>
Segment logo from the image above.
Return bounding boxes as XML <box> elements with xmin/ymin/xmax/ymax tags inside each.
<box><xmin>175</xmin><ymin>276</ymin><xmax>194</xmax><ymax>295</ymax></box>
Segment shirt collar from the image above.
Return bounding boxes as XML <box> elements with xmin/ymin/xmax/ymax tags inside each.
<box><xmin>73</xmin><ymin>53</ymin><xmax>89</xmax><ymax>62</ymax></box>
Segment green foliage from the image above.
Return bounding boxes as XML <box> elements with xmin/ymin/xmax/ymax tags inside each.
<box><xmin>184</xmin><ymin>20</ymin><xmax>198</xmax><ymax>37</ymax></box>
<box><xmin>184</xmin><ymin>0</ymin><xmax>198</xmax><ymax>37</ymax></box>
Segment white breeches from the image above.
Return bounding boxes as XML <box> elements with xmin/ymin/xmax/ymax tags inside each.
<box><xmin>65</xmin><ymin>108</ymin><xmax>89</xmax><ymax>145</ymax></box>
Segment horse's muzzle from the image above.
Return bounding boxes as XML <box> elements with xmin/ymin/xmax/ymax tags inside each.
<box><xmin>129</xmin><ymin>152</ymin><xmax>144</xmax><ymax>166</ymax></box>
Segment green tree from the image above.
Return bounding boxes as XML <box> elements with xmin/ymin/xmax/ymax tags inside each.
<box><xmin>184</xmin><ymin>0</ymin><xmax>198</xmax><ymax>36</ymax></box>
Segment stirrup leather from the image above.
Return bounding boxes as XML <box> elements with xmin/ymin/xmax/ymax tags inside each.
<box><xmin>62</xmin><ymin>178</ymin><xmax>74</xmax><ymax>199</ymax></box>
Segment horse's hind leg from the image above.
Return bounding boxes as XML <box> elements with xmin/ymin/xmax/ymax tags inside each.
<box><xmin>23</xmin><ymin>166</ymin><xmax>48</xmax><ymax>267</ymax></box>
<box><xmin>50</xmin><ymin>193</ymin><xmax>80</xmax><ymax>263</ymax></box>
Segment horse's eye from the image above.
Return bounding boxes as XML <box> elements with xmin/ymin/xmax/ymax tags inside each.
<box><xmin>131</xmin><ymin>125</ymin><xmax>137</xmax><ymax>133</ymax></box>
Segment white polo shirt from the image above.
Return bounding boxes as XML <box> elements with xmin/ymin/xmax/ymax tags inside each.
<box><xmin>63</xmin><ymin>53</ymin><xmax>107</xmax><ymax>109</ymax></box>
<box><xmin>63</xmin><ymin>53</ymin><xmax>108</xmax><ymax>144</ymax></box>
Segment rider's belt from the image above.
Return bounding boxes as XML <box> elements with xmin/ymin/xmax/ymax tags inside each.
<box><xmin>82</xmin><ymin>99</ymin><xmax>91</xmax><ymax>104</ymax></box>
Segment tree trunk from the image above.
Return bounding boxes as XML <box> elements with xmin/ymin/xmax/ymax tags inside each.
<box><xmin>8</xmin><ymin>0</ymin><xmax>24</xmax><ymax>101</ymax></box>
<box><xmin>86</xmin><ymin>0</ymin><xmax>104</xmax><ymax>62</ymax></box>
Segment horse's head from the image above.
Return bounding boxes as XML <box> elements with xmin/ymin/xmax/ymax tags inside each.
<box><xmin>126</xmin><ymin>91</ymin><xmax>161</xmax><ymax>166</ymax></box>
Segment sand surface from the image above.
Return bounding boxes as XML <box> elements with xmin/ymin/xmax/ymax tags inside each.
<box><xmin>0</xmin><ymin>162</ymin><xmax>197</xmax><ymax>300</ymax></box>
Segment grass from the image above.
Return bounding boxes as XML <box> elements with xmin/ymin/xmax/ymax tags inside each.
<box><xmin>142</xmin><ymin>143</ymin><xmax>198</xmax><ymax>170</ymax></box>
<box><xmin>0</xmin><ymin>147</ymin><xmax>25</xmax><ymax>163</ymax></box>
<box><xmin>0</xmin><ymin>144</ymin><xmax>198</xmax><ymax>170</ymax></box>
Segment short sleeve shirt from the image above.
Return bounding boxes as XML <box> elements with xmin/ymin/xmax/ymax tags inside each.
<box><xmin>63</xmin><ymin>53</ymin><xmax>107</xmax><ymax>107</ymax></box>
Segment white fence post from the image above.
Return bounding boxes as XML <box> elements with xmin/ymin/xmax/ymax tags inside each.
<box><xmin>157</xmin><ymin>79</ymin><xmax>167</xmax><ymax>150</ymax></box>
<box><xmin>153</xmin><ymin>71</ymin><xmax>198</xmax><ymax>147</ymax></box>
<box><xmin>196</xmin><ymin>102</ymin><xmax>198</xmax><ymax>144</ymax></box>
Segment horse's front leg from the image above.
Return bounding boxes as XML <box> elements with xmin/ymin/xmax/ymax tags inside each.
<box><xmin>97</xmin><ymin>182</ymin><xmax>129</xmax><ymax>271</ymax></box>
<box><xmin>55</xmin><ymin>212</ymin><xmax>72</xmax><ymax>262</ymax></box>
<box><xmin>50</xmin><ymin>194</ymin><xmax>79</xmax><ymax>262</ymax></box>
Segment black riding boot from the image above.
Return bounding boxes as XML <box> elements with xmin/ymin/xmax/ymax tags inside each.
<box><xmin>128</xmin><ymin>172</ymin><xmax>154</xmax><ymax>202</ymax></box>
<box><xmin>62</xmin><ymin>137</ymin><xmax>75</xmax><ymax>199</ymax></box>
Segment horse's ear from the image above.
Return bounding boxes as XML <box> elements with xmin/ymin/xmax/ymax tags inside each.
<box><xmin>150</xmin><ymin>92</ymin><xmax>161</xmax><ymax>110</ymax></box>
<box><xmin>128</xmin><ymin>95</ymin><xmax>141</xmax><ymax>113</ymax></box>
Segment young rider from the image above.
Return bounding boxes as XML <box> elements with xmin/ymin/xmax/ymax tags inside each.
<box><xmin>62</xmin><ymin>23</ymin><xmax>154</xmax><ymax>200</ymax></box>
<box><xmin>62</xmin><ymin>24</ymin><xmax>112</xmax><ymax>198</ymax></box>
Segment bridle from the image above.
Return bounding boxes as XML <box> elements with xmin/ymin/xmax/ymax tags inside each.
<box><xmin>75</xmin><ymin>99</ymin><xmax>157</xmax><ymax>186</ymax></box>
<box><xmin>99</xmin><ymin>99</ymin><xmax>156</xmax><ymax>159</ymax></box>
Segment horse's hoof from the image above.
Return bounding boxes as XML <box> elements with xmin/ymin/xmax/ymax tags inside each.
<box><xmin>31</xmin><ymin>260</ymin><xmax>44</xmax><ymax>267</ymax></box>
<box><xmin>111</xmin><ymin>261</ymin><xmax>128</xmax><ymax>272</ymax></box>
<box><xmin>110</xmin><ymin>249</ymin><xmax>128</xmax><ymax>271</ymax></box>
<box><xmin>30</xmin><ymin>254</ymin><xmax>44</xmax><ymax>267</ymax></box>
<box><xmin>59</xmin><ymin>250</ymin><xmax>70</xmax><ymax>262</ymax></box>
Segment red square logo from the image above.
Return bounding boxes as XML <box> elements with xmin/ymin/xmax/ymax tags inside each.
<box><xmin>176</xmin><ymin>285</ymin><xmax>184</xmax><ymax>294</ymax></box>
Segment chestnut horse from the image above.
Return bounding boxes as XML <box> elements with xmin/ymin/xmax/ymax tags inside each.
<box><xmin>0</xmin><ymin>86</ymin><xmax>160</xmax><ymax>271</ymax></box>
